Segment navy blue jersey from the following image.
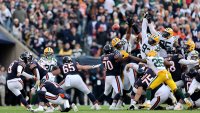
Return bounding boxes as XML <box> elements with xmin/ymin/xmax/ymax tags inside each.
<box><xmin>7</xmin><ymin>60</ymin><xmax>25</xmax><ymax>80</ymax></box>
<box><xmin>59</xmin><ymin>62</ymin><xmax>79</xmax><ymax>77</ymax></box>
<box><xmin>168</xmin><ymin>55</ymin><xmax>182</xmax><ymax>82</ymax></box>
<box><xmin>134</xmin><ymin>68</ymin><xmax>162</xmax><ymax>99</ymax></box>
<box><xmin>182</xmin><ymin>74</ymin><xmax>200</xmax><ymax>101</ymax></box>
<box><xmin>134</xmin><ymin>68</ymin><xmax>155</xmax><ymax>90</ymax></box>
<box><xmin>40</xmin><ymin>81</ymin><xmax>64</xmax><ymax>95</ymax></box>
<box><xmin>101</xmin><ymin>51</ymin><xmax>122</xmax><ymax>76</ymax></box>
<box><xmin>28</xmin><ymin>61</ymin><xmax>48</xmax><ymax>80</ymax></box>
<box><xmin>195</xmin><ymin>72</ymin><xmax>200</xmax><ymax>83</ymax></box>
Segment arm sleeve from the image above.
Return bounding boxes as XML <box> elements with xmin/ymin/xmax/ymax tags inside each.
<box><xmin>178</xmin><ymin>59</ymin><xmax>199</xmax><ymax>65</ymax></box>
<box><xmin>35</xmin><ymin>68</ymin><xmax>40</xmax><ymax>80</ymax></box>
<box><xmin>148</xmin><ymin>23</ymin><xmax>159</xmax><ymax>35</ymax></box>
<box><xmin>141</xmin><ymin>18</ymin><xmax>148</xmax><ymax>41</ymax></box>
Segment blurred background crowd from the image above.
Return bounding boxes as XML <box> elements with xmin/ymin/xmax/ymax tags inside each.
<box><xmin>0</xmin><ymin>0</ymin><xmax>200</xmax><ymax>106</ymax></box>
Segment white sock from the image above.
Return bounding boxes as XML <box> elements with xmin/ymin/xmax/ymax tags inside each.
<box><xmin>116</xmin><ymin>99</ymin><xmax>123</xmax><ymax>107</ymax></box>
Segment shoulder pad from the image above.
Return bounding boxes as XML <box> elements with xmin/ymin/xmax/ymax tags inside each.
<box><xmin>29</xmin><ymin>63</ymin><xmax>37</xmax><ymax>70</ymax></box>
<box><xmin>19</xmin><ymin>61</ymin><xmax>26</xmax><ymax>68</ymax></box>
<box><xmin>113</xmin><ymin>50</ymin><xmax>122</xmax><ymax>59</ymax></box>
<box><xmin>120</xmin><ymin>50</ymin><xmax>129</xmax><ymax>58</ymax></box>
<box><xmin>52</xmin><ymin>58</ymin><xmax>57</xmax><ymax>62</ymax></box>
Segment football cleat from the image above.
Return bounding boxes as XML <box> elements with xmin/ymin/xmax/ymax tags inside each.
<box><xmin>72</xmin><ymin>103</ymin><xmax>79</xmax><ymax>112</ymax></box>
<box><xmin>184</xmin><ymin>98</ymin><xmax>193</xmax><ymax>107</ymax></box>
<box><xmin>166</xmin><ymin>105</ymin><xmax>174</xmax><ymax>110</ymax></box>
<box><xmin>142</xmin><ymin>100</ymin><xmax>151</xmax><ymax>108</ymax></box>
<box><xmin>44</xmin><ymin>107</ymin><xmax>54</xmax><ymax>113</ymax></box>
<box><xmin>33</xmin><ymin>105</ymin><xmax>44</xmax><ymax>112</ymax></box>
<box><xmin>174</xmin><ymin>103</ymin><xmax>184</xmax><ymax>110</ymax></box>
<box><xmin>109</xmin><ymin>104</ymin><xmax>116</xmax><ymax>110</ymax></box>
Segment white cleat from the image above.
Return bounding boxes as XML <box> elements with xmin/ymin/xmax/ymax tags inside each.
<box><xmin>94</xmin><ymin>103</ymin><xmax>101</xmax><ymax>110</ymax></box>
<box><xmin>72</xmin><ymin>103</ymin><xmax>79</xmax><ymax>112</ymax></box>
<box><xmin>44</xmin><ymin>107</ymin><xmax>54</xmax><ymax>113</ymax></box>
<box><xmin>90</xmin><ymin>105</ymin><xmax>95</xmax><ymax>110</ymax></box>
<box><xmin>27</xmin><ymin>107</ymin><xmax>35</xmax><ymax>113</ymax></box>
<box><xmin>34</xmin><ymin>105</ymin><xmax>44</xmax><ymax>112</ymax></box>
<box><xmin>109</xmin><ymin>105</ymin><xmax>116</xmax><ymax>110</ymax></box>
<box><xmin>142</xmin><ymin>100</ymin><xmax>151</xmax><ymax>109</ymax></box>
<box><xmin>174</xmin><ymin>103</ymin><xmax>184</xmax><ymax>110</ymax></box>
<box><xmin>115</xmin><ymin>105</ymin><xmax>123</xmax><ymax>110</ymax></box>
<box><xmin>166</xmin><ymin>105</ymin><xmax>174</xmax><ymax>110</ymax></box>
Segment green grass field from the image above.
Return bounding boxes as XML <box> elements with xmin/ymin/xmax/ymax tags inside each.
<box><xmin>0</xmin><ymin>106</ymin><xmax>199</xmax><ymax>113</ymax></box>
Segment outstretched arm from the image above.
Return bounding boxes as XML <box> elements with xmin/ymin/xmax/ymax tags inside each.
<box><xmin>76</xmin><ymin>63</ymin><xmax>101</xmax><ymax>71</ymax></box>
<box><xmin>141</xmin><ymin>18</ymin><xmax>148</xmax><ymax>43</ymax></box>
<box><xmin>128</xmin><ymin>55</ymin><xmax>147</xmax><ymax>63</ymax></box>
<box><xmin>179</xmin><ymin>59</ymin><xmax>199</xmax><ymax>65</ymax></box>
<box><xmin>148</xmin><ymin>22</ymin><xmax>159</xmax><ymax>35</ymax></box>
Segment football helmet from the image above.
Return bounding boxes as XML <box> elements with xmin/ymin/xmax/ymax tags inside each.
<box><xmin>162</xmin><ymin>28</ymin><xmax>173</xmax><ymax>39</ymax></box>
<box><xmin>148</xmin><ymin>34</ymin><xmax>160</xmax><ymax>46</ymax></box>
<box><xmin>44</xmin><ymin>47</ymin><xmax>54</xmax><ymax>59</ymax></box>
<box><xmin>137</xmin><ymin>64</ymin><xmax>146</xmax><ymax>77</ymax></box>
<box><xmin>146</xmin><ymin>50</ymin><xmax>158</xmax><ymax>57</ymax></box>
<box><xmin>187</xmin><ymin>50</ymin><xmax>199</xmax><ymax>60</ymax></box>
<box><xmin>63</xmin><ymin>56</ymin><xmax>72</xmax><ymax>64</ymax></box>
<box><xmin>103</xmin><ymin>44</ymin><xmax>113</xmax><ymax>54</ymax></box>
<box><xmin>111</xmin><ymin>37</ymin><xmax>123</xmax><ymax>49</ymax></box>
<box><xmin>19</xmin><ymin>51</ymin><xmax>33</xmax><ymax>64</ymax></box>
<box><xmin>185</xmin><ymin>39</ymin><xmax>195</xmax><ymax>53</ymax></box>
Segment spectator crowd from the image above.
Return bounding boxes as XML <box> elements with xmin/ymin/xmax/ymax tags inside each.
<box><xmin>0</xmin><ymin>0</ymin><xmax>200</xmax><ymax>106</ymax></box>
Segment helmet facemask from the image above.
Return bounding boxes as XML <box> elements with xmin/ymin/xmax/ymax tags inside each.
<box><xmin>44</xmin><ymin>52</ymin><xmax>53</xmax><ymax>60</ymax></box>
<box><xmin>115</xmin><ymin>41</ymin><xmax>123</xmax><ymax>50</ymax></box>
<box><xmin>162</xmin><ymin>31</ymin><xmax>170</xmax><ymax>39</ymax></box>
<box><xmin>148</xmin><ymin>38</ymin><xmax>157</xmax><ymax>46</ymax></box>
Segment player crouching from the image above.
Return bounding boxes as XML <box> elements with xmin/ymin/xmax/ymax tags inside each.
<box><xmin>36</xmin><ymin>79</ymin><xmax>78</xmax><ymax>112</ymax></box>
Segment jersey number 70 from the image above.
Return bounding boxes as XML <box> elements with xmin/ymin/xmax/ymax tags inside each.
<box><xmin>103</xmin><ymin>60</ymin><xmax>113</xmax><ymax>70</ymax></box>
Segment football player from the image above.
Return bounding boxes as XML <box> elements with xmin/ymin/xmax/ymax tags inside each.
<box><xmin>24</xmin><ymin>52</ymin><xmax>56</xmax><ymax>112</ymax></box>
<box><xmin>111</xmin><ymin>37</ymin><xmax>136</xmax><ymax>109</ymax></box>
<box><xmin>147</xmin><ymin>12</ymin><xmax>178</xmax><ymax>58</ymax></box>
<box><xmin>52</xmin><ymin>56</ymin><xmax>101</xmax><ymax>110</ymax></box>
<box><xmin>111</xmin><ymin>15</ymin><xmax>137</xmax><ymax>107</ymax></box>
<box><xmin>179</xmin><ymin>39</ymin><xmax>199</xmax><ymax>72</ymax></box>
<box><xmin>139</xmin><ymin>14</ymin><xmax>161</xmax><ymax>59</ymax></box>
<box><xmin>98</xmin><ymin>44</ymin><xmax>124</xmax><ymax>110</ymax></box>
<box><xmin>126</xmin><ymin>63</ymin><xmax>172</xmax><ymax>110</ymax></box>
<box><xmin>38</xmin><ymin>47</ymin><xmax>57</xmax><ymax>72</ymax></box>
<box><xmin>128</xmin><ymin>50</ymin><xmax>192</xmax><ymax>109</ymax></box>
<box><xmin>7</xmin><ymin>52</ymin><xmax>35</xmax><ymax>112</ymax></box>
<box><xmin>36</xmin><ymin>47</ymin><xmax>57</xmax><ymax>112</ymax></box>
<box><xmin>183</xmin><ymin>68</ymin><xmax>200</xmax><ymax>109</ymax></box>
<box><xmin>37</xmin><ymin>79</ymin><xmax>78</xmax><ymax>112</ymax></box>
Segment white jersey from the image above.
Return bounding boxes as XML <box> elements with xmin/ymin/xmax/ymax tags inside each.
<box><xmin>178</xmin><ymin>51</ymin><xmax>199</xmax><ymax>72</ymax></box>
<box><xmin>148</xmin><ymin>22</ymin><xmax>177</xmax><ymax>57</ymax></box>
<box><xmin>140</xmin><ymin>18</ymin><xmax>160</xmax><ymax>59</ymax></box>
<box><xmin>121</xmin><ymin>34</ymin><xmax>136</xmax><ymax>53</ymax></box>
<box><xmin>146</xmin><ymin>56</ymin><xmax>166</xmax><ymax>74</ymax></box>
<box><xmin>38</xmin><ymin>57</ymin><xmax>57</xmax><ymax>72</ymax></box>
<box><xmin>140</xmin><ymin>39</ymin><xmax>161</xmax><ymax>59</ymax></box>
<box><xmin>159</xmin><ymin>35</ymin><xmax>177</xmax><ymax>58</ymax></box>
